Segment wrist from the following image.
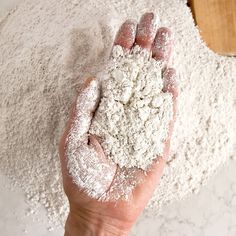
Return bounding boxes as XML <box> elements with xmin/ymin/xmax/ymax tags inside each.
<box><xmin>65</xmin><ymin>211</ymin><xmax>130</xmax><ymax>236</ymax></box>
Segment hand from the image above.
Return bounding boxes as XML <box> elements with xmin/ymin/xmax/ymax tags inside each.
<box><xmin>59</xmin><ymin>12</ymin><xmax>178</xmax><ymax>236</ymax></box>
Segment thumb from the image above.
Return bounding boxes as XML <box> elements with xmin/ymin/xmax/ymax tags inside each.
<box><xmin>60</xmin><ymin>77</ymin><xmax>117</xmax><ymax>199</ymax></box>
<box><xmin>59</xmin><ymin>77</ymin><xmax>100</xmax><ymax>157</ymax></box>
<box><xmin>70</xmin><ymin>77</ymin><xmax>101</xmax><ymax>145</ymax></box>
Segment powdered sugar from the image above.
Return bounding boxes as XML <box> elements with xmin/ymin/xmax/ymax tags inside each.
<box><xmin>90</xmin><ymin>45</ymin><xmax>173</xmax><ymax>169</ymax></box>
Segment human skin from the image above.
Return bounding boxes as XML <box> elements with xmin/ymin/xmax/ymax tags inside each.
<box><xmin>59</xmin><ymin>12</ymin><xmax>178</xmax><ymax>236</ymax></box>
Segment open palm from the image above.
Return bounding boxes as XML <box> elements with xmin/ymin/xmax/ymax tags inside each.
<box><xmin>59</xmin><ymin>12</ymin><xmax>178</xmax><ymax>235</ymax></box>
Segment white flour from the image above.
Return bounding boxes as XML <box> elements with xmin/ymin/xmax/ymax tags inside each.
<box><xmin>90</xmin><ymin>45</ymin><xmax>173</xmax><ymax>169</ymax></box>
<box><xmin>0</xmin><ymin>0</ymin><xmax>235</xmax><ymax>227</ymax></box>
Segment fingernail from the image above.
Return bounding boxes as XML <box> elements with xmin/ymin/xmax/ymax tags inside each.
<box><xmin>137</xmin><ymin>12</ymin><xmax>159</xmax><ymax>46</ymax></box>
<box><xmin>114</xmin><ymin>19</ymin><xmax>137</xmax><ymax>50</ymax></box>
<box><xmin>153</xmin><ymin>27</ymin><xmax>172</xmax><ymax>61</ymax></box>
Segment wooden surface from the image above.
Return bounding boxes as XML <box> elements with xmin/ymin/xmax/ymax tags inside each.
<box><xmin>189</xmin><ymin>0</ymin><xmax>236</xmax><ymax>55</ymax></box>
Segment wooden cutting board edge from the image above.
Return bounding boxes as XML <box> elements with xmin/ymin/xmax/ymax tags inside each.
<box><xmin>188</xmin><ymin>0</ymin><xmax>236</xmax><ymax>56</ymax></box>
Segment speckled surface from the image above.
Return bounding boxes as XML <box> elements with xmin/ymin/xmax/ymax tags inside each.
<box><xmin>0</xmin><ymin>1</ymin><xmax>235</xmax><ymax>235</ymax></box>
<box><xmin>1</xmin><ymin>161</ymin><xmax>236</xmax><ymax>236</ymax></box>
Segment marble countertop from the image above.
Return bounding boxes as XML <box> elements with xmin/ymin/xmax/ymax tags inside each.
<box><xmin>1</xmin><ymin>161</ymin><xmax>236</xmax><ymax>236</ymax></box>
<box><xmin>0</xmin><ymin>1</ymin><xmax>236</xmax><ymax>235</ymax></box>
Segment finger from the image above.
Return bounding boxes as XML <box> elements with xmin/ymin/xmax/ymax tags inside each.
<box><xmin>136</xmin><ymin>12</ymin><xmax>158</xmax><ymax>50</ymax></box>
<box><xmin>60</xmin><ymin>78</ymin><xmax>117</xmax><ymax>198</ymax></box>
<box><xmin>152</xmin><ymin>27</ymin><xmax>172</xmax><ymax>64</ymax></box>
<box><xmin>114</xmin><ymin>20</ymin><xmax>137</xmax><ymax>50</ymax></box>
<box><xmin>59</xmin><ymin>77</ymin><xmax>100</xmax><ymax>164</ymax></box>
<box><xmin>72</xmin><ymin>77</ymin><xmax>100</xmax><ymax>144</ymax></box>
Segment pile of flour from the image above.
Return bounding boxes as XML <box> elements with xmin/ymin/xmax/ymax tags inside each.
<box><xmin>90</xmin><ymin>45</ymin><xmax>173</xmax><ymax>169</ymax></box>
<box><xmin>0</xmin><ymin>0</ymin><xmax>235</xmax><ymax>226</ymax></box>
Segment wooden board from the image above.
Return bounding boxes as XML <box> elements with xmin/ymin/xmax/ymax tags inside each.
<box><xmin>189</xmin><ymin>0</ymin><xmax>236</xmax><ymax>55</ymax></box>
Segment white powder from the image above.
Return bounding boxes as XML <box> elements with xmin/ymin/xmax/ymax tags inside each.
<box><xmin>90</xmin><ymin>45</ymin><xmax>173</xmax><ymax>169</ymax></box>
<box><xmin>0</xmin><ymin>0</ymin><xmax>235</xmax><ymax>228</ymax></box>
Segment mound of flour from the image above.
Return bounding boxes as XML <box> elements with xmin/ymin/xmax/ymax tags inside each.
<box><xmin>90</xmin><ymin>45</ymin><xmax>173</xmax><ymax>169</ymax></box>
<box><xmin>0</xmin><ymin>0</ymin><xmax>235</xmax><ymax>226</ymax></box>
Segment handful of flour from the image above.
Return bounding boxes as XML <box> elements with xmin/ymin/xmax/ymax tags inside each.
<box><xmin>90</xmin><ymin>45</ymin><xmax>173</xmax><ymax>170</ymax></box>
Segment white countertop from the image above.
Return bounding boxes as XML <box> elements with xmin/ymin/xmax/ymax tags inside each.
<box><xmin>0</xmin><ymin>1</ymin><xmax>236</xmax><ymax>235</ymax></box>
<box><xmin>1</xmin><ymin>161</ymin><xmax>236</xmax><ymax>236</ymax></box>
